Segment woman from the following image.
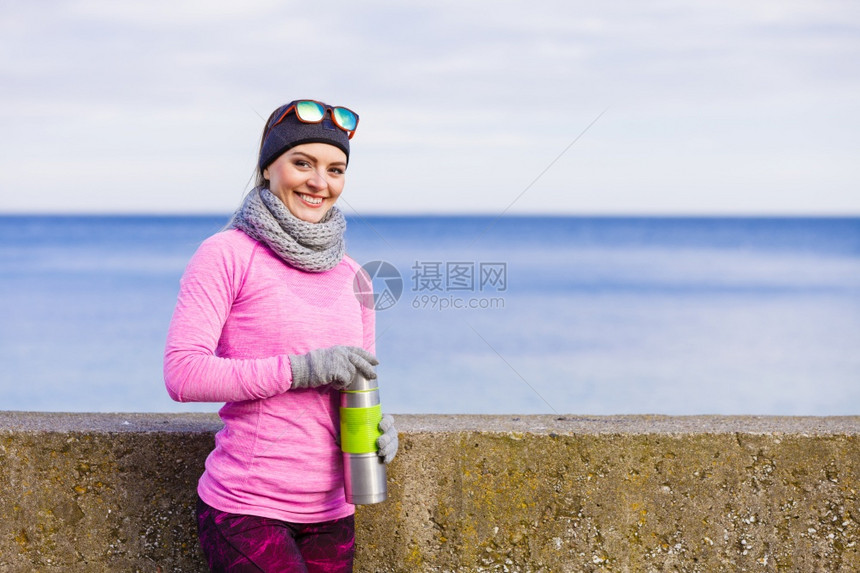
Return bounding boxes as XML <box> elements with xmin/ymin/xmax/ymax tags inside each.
<box><xmin>164</xmin><ymin>99</ymin><xmax>398</xmax><ymax>572</ymax></box>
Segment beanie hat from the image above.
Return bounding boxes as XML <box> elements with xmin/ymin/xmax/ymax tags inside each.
<box><xmin>258</xmin><ymin>101</ymin><xmax>351</xmax><ymax>171</ymax></box>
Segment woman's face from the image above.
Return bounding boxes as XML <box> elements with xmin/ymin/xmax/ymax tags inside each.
<box><xmin>263</xmin><ymin>143</ymin><xmax>348</xmax><ymax>223</ymax></box>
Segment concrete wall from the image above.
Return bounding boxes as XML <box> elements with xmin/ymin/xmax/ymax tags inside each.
<box><xmin>0</xmin><ymin>412</ymin><xmax>857</xmax><ymax>572</ymax></box>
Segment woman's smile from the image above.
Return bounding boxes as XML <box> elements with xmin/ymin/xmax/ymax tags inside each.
<box><xmin>297</xmin><ymin>193</ymin><xmax>324</xmax><ymax>206</ymax></box>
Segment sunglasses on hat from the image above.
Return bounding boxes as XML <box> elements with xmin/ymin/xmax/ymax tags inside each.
<box><xmin>267</xmin><ymin>100</ymin><xmax>359</xmax><ymax>140</ymax></box>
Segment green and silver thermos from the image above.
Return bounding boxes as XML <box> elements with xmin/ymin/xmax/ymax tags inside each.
<box><xmin>340</xmin><ymin>372</ymin><xmax>387</xmax><ymax>505</ymax></box>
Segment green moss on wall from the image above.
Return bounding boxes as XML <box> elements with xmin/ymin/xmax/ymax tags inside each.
<box><xmin>0</xmin><ymin>413</ymin><xmax>857</xmax><ymax>572</ymax></box>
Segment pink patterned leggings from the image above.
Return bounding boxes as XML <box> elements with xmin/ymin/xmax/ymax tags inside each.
<box><xmin>196</xmin><ymin>498</ymin><xmax>355</xmax><ymax>572</ymax></box>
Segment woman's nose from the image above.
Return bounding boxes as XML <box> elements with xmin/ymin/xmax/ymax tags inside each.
<box><xmin>307</xmin><ymin>169</ymin><xmax>328</xmax><ymax>190</ymax></box>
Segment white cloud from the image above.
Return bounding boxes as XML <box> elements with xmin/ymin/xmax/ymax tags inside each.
<box><xmin>0</xmin><ymin>0</ymin><xmax>858</xmax><ymax>213</ymax></box>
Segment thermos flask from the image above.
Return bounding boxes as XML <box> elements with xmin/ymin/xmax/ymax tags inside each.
<box><xmin>340</xmin><ymin>372</ymin><xmax>387</xmax><ymax>504</ymax></box>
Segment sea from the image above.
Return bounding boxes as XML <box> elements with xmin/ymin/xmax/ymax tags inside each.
<box><xmin>1</xmin><ymin>215</ymin><xmax>858</xmax><ymax>416</ymax></box>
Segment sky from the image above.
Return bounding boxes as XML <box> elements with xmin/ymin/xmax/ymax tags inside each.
<box><xmin>1</xmin><ymin>0</ymin><xmax>858</xmax><ymax>215</ymax></box>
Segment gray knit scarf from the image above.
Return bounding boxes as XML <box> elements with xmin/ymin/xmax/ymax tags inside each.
<box><xmin>230</xmin><ymin>187</ymin><xmax>346</xmax><ymax>272</ymax></box>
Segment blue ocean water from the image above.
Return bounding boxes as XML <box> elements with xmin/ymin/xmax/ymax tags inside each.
<box><xmin>1</xmin><ymin>215</ymin><xmax>858</xmax><ymax>415</ymax></box>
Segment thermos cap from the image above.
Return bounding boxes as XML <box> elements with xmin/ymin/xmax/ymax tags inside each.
<box><xmin>347</xmin><ymin>373</ymin><xmax>378</xmax><ymax>392</ymax></box>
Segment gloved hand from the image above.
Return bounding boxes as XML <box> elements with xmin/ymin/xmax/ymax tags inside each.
<box><xmin>377</xmin><ymin>414</ymin><xmax>399</xmax><ymax>464</ymax></box>
<box><xmin>289</xmin><ymin>346</ymin><xmax>378</xmax><ymax>391</ymax></box>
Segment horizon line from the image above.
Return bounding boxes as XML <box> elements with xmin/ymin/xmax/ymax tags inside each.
<box><xmin>1</xmin><ymin>211</ymin><xmax>859</xmax><ymax>220</ymax></box>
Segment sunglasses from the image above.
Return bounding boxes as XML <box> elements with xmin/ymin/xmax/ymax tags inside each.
<box><xmin>267</xmin><ymin>100</ymin><xmax>359</xmax><ymax>140</ymax></box>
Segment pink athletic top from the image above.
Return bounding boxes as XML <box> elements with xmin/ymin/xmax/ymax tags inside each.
<box><xmin>164</xmin><ymin>228</ymin><xmax>374</xmax><ymax>523</ymax></box>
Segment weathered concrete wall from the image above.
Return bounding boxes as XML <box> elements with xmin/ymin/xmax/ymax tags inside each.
<box><xmin>0</xmin><ymin>412</ymin><xmax>857</xmax><ymax>572</ymax></box>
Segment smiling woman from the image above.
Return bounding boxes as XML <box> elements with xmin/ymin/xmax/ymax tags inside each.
<box><xmin>163</xmin><ymin>99</ymin><xmax>397</xmax><ymax>572</ymax></box>
<box><xmin>264</xmin><ymin>145</ymin><xmax>348</xmax><ymax>224</ymax></box>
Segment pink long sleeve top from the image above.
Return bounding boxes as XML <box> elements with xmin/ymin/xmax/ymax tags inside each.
<box><xmin>164</xmin><ymin>228</ymin><xmax>374</xmax><ymax>523</ymax></box>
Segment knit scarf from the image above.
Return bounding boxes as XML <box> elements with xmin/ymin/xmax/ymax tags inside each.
<box><xmin>230</xmin><ymin>187</ymin><xmax>346</xmax><ymax>272</ymax></box>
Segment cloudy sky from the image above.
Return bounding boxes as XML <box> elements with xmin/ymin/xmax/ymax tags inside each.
<box><xmin>1</xmin><ymin>0</ymin><xmax>858</xmax><ymax>215</ymax></box>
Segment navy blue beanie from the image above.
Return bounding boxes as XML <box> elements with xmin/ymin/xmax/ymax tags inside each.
<box><xmin>258</xmin><ymin>101</ymin><xmax>351</xmax><ymax>171</ymax></box>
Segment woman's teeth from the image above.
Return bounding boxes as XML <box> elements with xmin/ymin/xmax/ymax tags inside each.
<box><xmin>299</xmin><ymin>193</ymin><xmax>323</xmax><ymax>205</ymax></box>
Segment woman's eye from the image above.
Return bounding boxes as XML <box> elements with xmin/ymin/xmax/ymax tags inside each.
<box><xmin>294</xmin><ymin>160</ymin><xmax>310</xmax><ymax>168</ymax></box>
<box><xmin>329</xmin><ymin>167</ymin><xmax>345</xmax><ymax>176</ymax></box>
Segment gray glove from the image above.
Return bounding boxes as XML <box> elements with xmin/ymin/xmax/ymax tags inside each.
<box><xmin>377</xmin><ymin>414</ymin><xmax>399</xmax><ymax>464</ymax></box>
<box><xmin>289</xmin><ymin>345</ymin><xmax>378</xmax><ymax>391</ymax></box>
